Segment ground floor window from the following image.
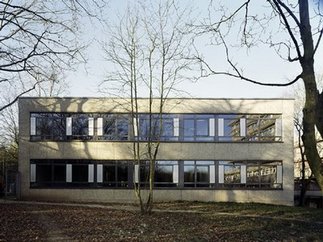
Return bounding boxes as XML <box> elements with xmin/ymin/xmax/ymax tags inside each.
<box><xmin>30</xmin><ymin>159</ymin><xmax>283</xmax><ymax>189</ymax></box>
<box><xmin>137</xmin><ymin>161</ymin><xmax>178</xmax><ymax>187</ymax></box>
<box><xmin>31</xmin><ymin>160</ymin><xmax>67</xmax><ymax>187</ymax></box>
<box><xmin>100</xmin><ymin>161</ymin><xmax>129</xmax><ymax>187</ymax></box>
<box><xmin>184</xmin><ymin>161</ymin><xmax>215</xmax><ymax>187</ymax></box>
<box><xmin>218</xmin><ymin>161</ymin><xmax>283</xmax><ymax>189</ymax></box>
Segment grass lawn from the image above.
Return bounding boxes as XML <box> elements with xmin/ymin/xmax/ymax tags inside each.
<box><xmin>0</xmin><ymin>201</ymin><xmax>322</xmax><ymax>241</ymax></box>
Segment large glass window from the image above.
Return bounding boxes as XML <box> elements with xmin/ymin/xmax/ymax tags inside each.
<box><xmin>30</xmin><ymin>113</ymin><xmax>282</xmax><ymax>142</ymax></box>
<box><xmin>30</xmin><ymin>159</ymin><xmax>282</xmax><ymax>190</ymax></box>
<box><xmin>246</xmin><ymin>161</ymin><xmax>282</xmax><ymax>188</ymax></box>
<box><xmin>224</xmin><ymin>164</ymin><xmax>241</xmax><ymax>184</ymax></box>
<box><xmin>31</xmin><ymin>113</ymin><xmax>66</xmax><ymax>141</ymax></box>
<box><xmin>184</xmin><ymin>161</ymin><xmax>214</xmax><ymax>187</ymax></box>
<box><xmin>137</xmin><ymin>161</ymin><xmax>177</xmax><ymax>187</ymax></box>
<box><xmin>161</xmin><ymin>116</ymin><xmax>177</xmax><ymax>141</ymax></box>
<box><xmin>182</xmin><ymin>115</ymin><xmax>214</xmax><ymax>141</ymax></box>
<box><xmin>36</xmin><ymin>164</ymin><xmax>52</xmax><ymax>183</ymax></box>
<box><xmin>219</xmin><ymin>160</ymin><xmax>283</xmax><ymax>189</ymax></box>
<box><xmin>53</xmin><ymin>164</ymin><xmax>66</xmax><ymax>182</ymax></box>
<box><xmin>102</xmin><ymin>161</ymin><xmax>128</xmax><ymax>187</ymax></box>
<box><xmin>72</xmin><ymin>164</ymin><xmax>88</xmax><ymax>183</ymax></box>
<box><xmin>155</xmin><ymin>161</ymin><xmax>177</xmax><ymax>187</ymax></box>
<box><xmin>70</xmin><ymin>114</ymin><xmax>91</xmax><ymax>140</ymax></box>
<box><xmin>218</xmin><ymin>161</ymin><xmax>244</xmax><ymax>188</ymax></box>
<box><xmin>138</xmin><ymin>114</ymin><xmax>178</xmax><ymax>141</ymax></box>
<box><xmin>139</xmin><ymin>115</ymin><xmax>161</xmax><ymax>141</ymax></box>
<box><xmin>183</xmin><ymin>117</ymin><xmax>195</xmax><ymax>140</ymax></box>
<box><xmin>99</xmin><ymin>114</ymin><xmax>129</xmax><ymax>140</ymax></box>
<box><xmin>246</xmin><ymin>163</ymin><xmax>260</xmax><ymax>188</ymax></box>
<box><xmin>218</xmin><ymin>115</ymin><xmax>242</xmax><ymax>141</ymax></box>
<box><xmin>246</xmin><ymin>114</ymin><xmax>281</xmax><ymax>141</ymax></box>
<box><xmin>32</xmin><ymin>160</ymin><xmax>67</xmax><ymax>187</ymax></box>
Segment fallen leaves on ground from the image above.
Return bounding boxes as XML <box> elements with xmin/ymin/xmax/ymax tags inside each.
<box><xmin>0</xmin><ymin>202</ymin><xmax>322</xmax><ymax>241</ymax></box>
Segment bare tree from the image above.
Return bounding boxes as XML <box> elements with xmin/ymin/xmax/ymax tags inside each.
<box><xmin>195</xmin><ymin>0</ymin><xmax>323</xmax><ymax>190</ymax></box>
<box><xmin>0</xmin><ymin>0</ymin><xmax>106</xmax><ymax>112</ymax></box>
<box><xmin>101</xmin><ymin>0</ymin><xmax>198</xmax><ymax>214</ymax></box>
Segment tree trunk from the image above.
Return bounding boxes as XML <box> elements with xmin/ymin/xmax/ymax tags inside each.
<box><xmin>299</xmin><ymin>0</ymin><xmax>323</xmax><ymax>190</ymax></box>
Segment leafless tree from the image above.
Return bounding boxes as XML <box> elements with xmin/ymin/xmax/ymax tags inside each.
<box><xmin>0</xmin><ymin>0</ymin><xmax>106</xmax><ymax>112</ymax></box>
<box><xmin>195</xmin><ymin>0</ymin><xmax>323</xmax><ymax>190</ymax></box>
<box><xmin>101</xmin><ymin>0</ymin><xmax>198</xmax><ymax>214</ymax></box>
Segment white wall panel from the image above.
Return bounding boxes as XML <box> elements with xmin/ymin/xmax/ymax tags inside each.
<box><xmin>66</xmin><ymin>164</ymin><xmax>72</xmax><ymax>182</ymax></box>
<box><xmin>30</xmin><ymin>164</ymin><xmax>36</xmax><ymax>182</ymax></box>
<box><xmin>173</xmin><ymin>165</ymin><xmax>179</xmax><ymax>183</ymax></box>
<box><xmin>209</xmin><ymin>118</ymin><xmax>215</xmax><ymax>136</ymax></box>
<box><xmin>97</xmin><ymin>118</ymin><xmax>103</xmax><ymax>136</ymax></box>
<box><xmin>30</xmin><ymin>117</ymin><xmax>36</xmax><ymax>135</ymax></box>
<box><xmin>275</xmin><ymin>119</ymin><xmax>282</xmax><ymax>137</ymax></box>
<box><xmin>210</xmin><ymin>165</ymin><xmax>215</xmax><ymax>183</ymax></box>
<box><xmin>240</xmin><ymin>118</ymin><xmax>246</xmax><ymax>137</ymax></box>
<box><xmin>134</xmin><ymin>165</ymin><xmax>139</xmax><ymax>183</ymax></box>
<box><xmin>88</xmin><ymin>164</ymin><xmax>94</xmax><ymax>182</ymax></box>
<box><xmin>218</xmin><ymin>118</ymin><xmax>224</xmax><ymax>136</ymax></box>
<box><xmin>133</xmin><ymin>118</ymin><xmax>138</xmax><ymax>137</ymax></box>
<box><xmin>174</xmin><ymin>118</ymin><xmax>179</xmax><ymax>137</ymax></box>
<box><xmin>218</xmin><ymin>165</ymin><xmax>224</xmax><ymax>183</ymax></box>
<box><xmin>88</xmin><ymin>117</ymin><xmax>94</xmax><ymax>136</ymax></box>
<box><xmin>277</xmin><ymin>165</ymin><xmax>283</xmax><ymax>184</ymax></box>
<box><xmin>66</xmin><ymin>117</ymin><xmax>72</xmax><ymax>136</ymax></box>
<box><xmin>241</xmin><ymin>165</ymin><xmax>246</xmax><ymax>184</ymax></box>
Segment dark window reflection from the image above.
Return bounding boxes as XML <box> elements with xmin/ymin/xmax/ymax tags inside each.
<box><xmin>184</xmin><ymin>161</ymin><xmax>212</xmax><ymax>187</ymax></box>
<box><xmin>53</xmin><ymin>165</ymin><xmax>66</xmax><ymax>182</ymax></box>
<box><xmin>101</xmin><ymin>115</ymin><xmax>129</xmax><ymax>140</ymax></box>
<box><xmin>32</xmin><ymin>113</ymin><xmax>66</xmax><ymax>140</ymax></box>
<box><xmin>72</xmin><ymin>165</ymin><xmax>88</xmax><ymax>182</ymax></box>
<box><xmin>72</xmin><ymin>114</ymin><xmax>89</xmax><ymax>137</ymax></box>
<box><xmin>102</xmin><ymin>162</ymin><xmax>128</xmax><ymax>187</ymax></box>
<box><xmin>36</xmin><ymin>164</ymin><xmax>51</xmax><ymax>182</ymax></box>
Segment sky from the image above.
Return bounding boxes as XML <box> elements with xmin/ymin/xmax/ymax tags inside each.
<box><xmin>65</xmin><ymin>0</ymin><xmax>323</xmax><ymax>99</ymax></box>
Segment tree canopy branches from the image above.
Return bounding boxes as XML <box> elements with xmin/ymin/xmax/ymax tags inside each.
<box><xmin>196</xmin><ymin>0</ymin><xmax>323</xmax><ymax>87</ymax></box>
<box><xmin>0</xmin><ymin>0</ymin><xmax>106</xmax><ymax>111</ymax></box>
<box><xmin>198</xmin><ymin>0</ymin><xmax>323</xmax><ymax>189</ymax></box>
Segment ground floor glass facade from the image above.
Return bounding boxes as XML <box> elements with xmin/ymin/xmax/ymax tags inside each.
<box><xmin>30</xmin><ymin>159</ymin><xmax>283</xmax><ymax>190</ymax></box>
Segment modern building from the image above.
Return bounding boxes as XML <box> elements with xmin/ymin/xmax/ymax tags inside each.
<box><xmin>18</xmin><ymin>97</ymin><xmax>294</xmax><ymax>205</ymax></box>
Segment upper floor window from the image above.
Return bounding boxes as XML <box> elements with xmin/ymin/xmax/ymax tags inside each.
<box><xmin>218</xmin><ymin>115</ymin><xmax>242</xmax><ymax>141</ymax></box>
<box><xmin>30</xmin><ymin>113</ymin><xmax>66</xmax><ymax>141</ymax></box>
<box><xmin>138</xmin><ymin>114</ymin><xmax>178</xmax><ymax>141</ymax></box>
<box><xmin>182</xmin><ymin>115</ymin><xmax>214</xmax><ymax>141</ymax></box>
<box><xmin>246</xmin><ymin>114</ymin><xmax>282</xmax><ymax>141</ymax></box>
<box><xmin>70</xmin><ymin>114</ymin><xmax>91</xmax><ymax>140</ymax></box>
<box><xmin>98</xmin><ymin>114</ymin><xmax>129</xmax><ymax>140</ymax></box>
<box><xmin>30</xmin><ymin>112</ymin><xmax>282</xmax><ymax>142</ymax></box>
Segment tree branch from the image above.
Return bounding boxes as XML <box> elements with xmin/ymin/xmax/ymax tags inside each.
<box><xmin>313</xmin><ymin>27</ymin><xmax>323</xmax><ymax>55</ymax></box>
<box><xmin>271</xmin><ymin>0</ymin><xmax>302</xmax><ymax>59</ymax></box>
<box><xmin>0</xmin><ymin>81</ymin><xmax>43</xmax><ymax>112</ymax></box>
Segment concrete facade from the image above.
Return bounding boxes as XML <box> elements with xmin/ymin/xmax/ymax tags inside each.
<box><xmin>18</xmin><ymin>97</ymin><xmax>294</xmax><ymax>205</ymax></box>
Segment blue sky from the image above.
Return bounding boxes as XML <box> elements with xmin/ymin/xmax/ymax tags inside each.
<box><xmin>65</xmin><ymin>0</ymin><xmax>323</xmax><ymax>98</ymax></box>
